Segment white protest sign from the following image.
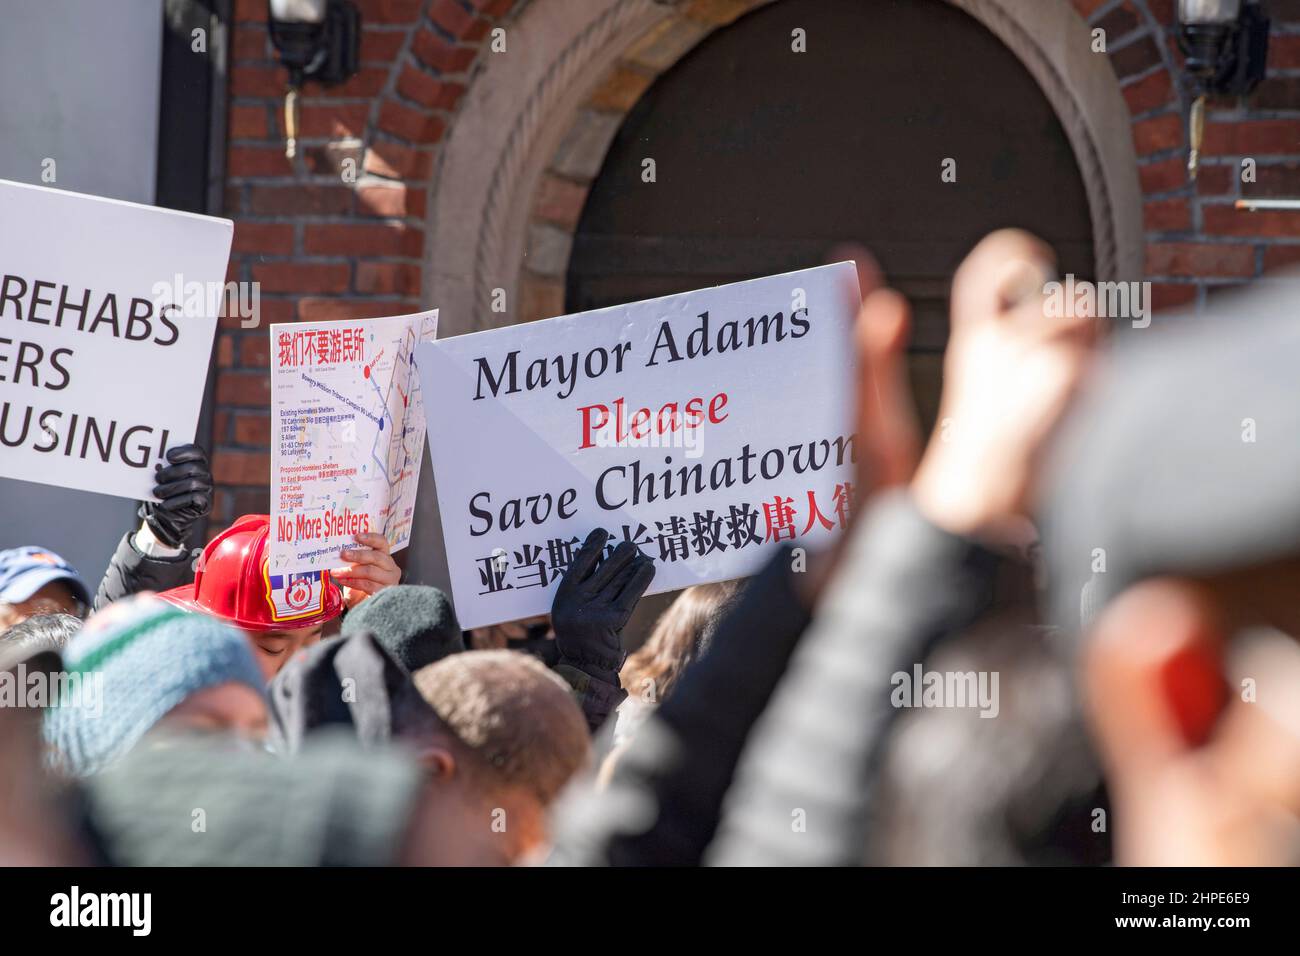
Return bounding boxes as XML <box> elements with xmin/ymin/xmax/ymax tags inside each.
<box><xmin>0</xmin><ymin>179</ymin><xmax>233</xmax><ymax>499</ymax></box>
<box><xmin>416</xmin><ymin>264</ymin><xmax>859</xmax><ymax>629</ymax></box>
<box><xmin>270</xmin><ymin>310</ymin><xmax>439</xmax><ymax>573</ymax></box>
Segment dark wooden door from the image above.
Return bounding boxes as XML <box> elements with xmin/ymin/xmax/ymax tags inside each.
<box><xmin>566</xmin><ymin>0</ymin><xmax>1096</xmax><ymax>429</ymax></box>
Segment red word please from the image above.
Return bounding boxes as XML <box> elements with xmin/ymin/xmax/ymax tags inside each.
<box><xmin>578</xmin><ymin>393</ymin><xmax>729</xmax><ymax>450</ymax></box>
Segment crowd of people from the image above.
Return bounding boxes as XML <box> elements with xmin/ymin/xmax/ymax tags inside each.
<box><xmin>2</xmin><ymin>228</ymin><xmax>1298</xmax><ymax>866</ymax></box>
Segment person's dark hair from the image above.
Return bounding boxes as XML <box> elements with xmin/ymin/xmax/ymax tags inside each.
<box><xmin>0</xmin><ymin>613</ymin><xmax>80</xmax><ymax>668</ymax></box>
<box><xmin>870</xmin><ymin>614</ymin><xmax>1110</xmax><ymax>866</ymax></box>
<box><xmin>620</xmin><ymin>581</ymin><xmax>741</xmax><ymax>704</ymax></box>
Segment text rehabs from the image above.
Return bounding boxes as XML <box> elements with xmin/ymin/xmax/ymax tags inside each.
<box><xmin>1</xmin><ymin>274</ymin><xmax>184</xmax><ymax>345</ymax></box>
<box><xmin>0</xmin><ymin>274</ymin><xmax>190</xmax><ymax>468</ymax></box>
<box><xmin>0</xmin><ymin>178</ymin><xmax>233</xmax><ymax>500</ymax></box>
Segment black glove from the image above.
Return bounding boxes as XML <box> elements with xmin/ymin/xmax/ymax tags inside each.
<box><xmin>551</xmin><ymin>528</ymin><xmax>655</xmax><ymax>677</ymax></box>
<box><xmin>138</xmin><ymin>444</ymin><xmax>214</xmax><ymax>548</ymax></box>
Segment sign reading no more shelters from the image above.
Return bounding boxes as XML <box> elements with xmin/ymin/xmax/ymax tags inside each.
<box><xmin>269</xmin><ymin>310</ymin><xmax>439</xmax><ymax>573</ymax></box>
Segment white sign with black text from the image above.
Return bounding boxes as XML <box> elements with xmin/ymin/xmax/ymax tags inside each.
<box><xmin>0</xmin><ymin>179</ymin><xmax>233</xmax><ymax>499</ymax></box>
<box><xmin>416</xmin><ymin>264</ymin><xmax>859</xmax><ymax>629</ymax></box>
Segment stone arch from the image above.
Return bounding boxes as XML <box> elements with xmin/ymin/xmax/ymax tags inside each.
<box><xmin>422</xmin><ymin>0</ymin><xmax>1146</xmax><ymax>336</ymax></box>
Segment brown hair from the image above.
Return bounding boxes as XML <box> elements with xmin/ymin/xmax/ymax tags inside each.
<box><xmin>620</xmin><ymin>581</ymin><xmax>741</xmax><ymax>705</ymax></box>
<box><xmin>410</xmin><ymin>650</ymin><xmax>590</xmax><ymax>806</ymax></box>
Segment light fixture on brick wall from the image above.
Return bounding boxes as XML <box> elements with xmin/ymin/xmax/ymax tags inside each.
<box><xmin>1177</xmin><ymin>0</ymin><xmax>1270</xmax><ymax>180</ymax></box>
<box><xmin>268</xmin><ymin>0</ymin><xmax>361</xmax><ymax>159</ymax></box>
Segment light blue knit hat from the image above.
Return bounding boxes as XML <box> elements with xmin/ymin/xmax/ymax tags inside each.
<box><xmin>43</xmin><ymin>595</ymin><xmax>265</xmax><ymax>777</ymax></box>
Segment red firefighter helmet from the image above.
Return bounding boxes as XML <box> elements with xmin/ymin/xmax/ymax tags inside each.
<box><xmin>159</xmin><ymin>515</ymin><xmax>343</xmax><ymax>632</ymax></box>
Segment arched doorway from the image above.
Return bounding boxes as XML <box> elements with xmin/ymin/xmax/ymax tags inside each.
<box><xmin>408</xmin><ymin>0</ymin><xmax>1144</xmax><ymax>597</ymax></box>
<box><xmin>566</xmin><ymin>0</ymin><xmax>1097</xmax><ymax>428</ymax></box>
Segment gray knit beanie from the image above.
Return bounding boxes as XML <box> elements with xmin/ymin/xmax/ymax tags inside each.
<box><xmin>83</xmin><ymin>730</ymin><xmax>424</xmax><ymax>866</ymax></box>
<box><xmin>341</xmin><ymin>584</ymin><xmax>464</xmax><ymax>673</ymax></box>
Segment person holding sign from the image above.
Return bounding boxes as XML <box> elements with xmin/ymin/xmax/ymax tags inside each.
<box><xmin>466</xmin><ymin>530</ymin><xmax>657</xmax><ymax>734</ymax></box>
<box><xmin>331</xmin><ymin>531</ymin><xmax>404</xmax><ymax>610</ymax></box>
<box><xmin>549</xmin><ymin>230</ymin><xmax>1099</xmax><ymax>866</ymax></box>
<box><xmin>159</xmin><ymin>514</ymin><xmax>400</xmax><ymax>680</ymax></box>
<box><xmin>91</xmin><ymin>443</ymin><xmax>215</xmax><ymax>612</ymax></box>
<box><xmin>550</xmin><ymin>528</ymin><xmax>656</xmax><ymax>733</ymax></box>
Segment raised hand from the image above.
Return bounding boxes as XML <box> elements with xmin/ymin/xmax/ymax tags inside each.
<box><xmin>140</xmin><ymin>444</ymin><xmax>213</xmax><ymax>548</ymax></box>
<box><xmin>332</xmin><ymin>531</ymin><xmax>401</xmax><ymax>608</ymax></box>
<box><xmin>911</xmin><ymin>229</ymin><xmax>1097</xmax><ymax>539</ymax></box>
<box><xmin>551</xmin><ymin>528</ymin><xmax>655</xmax><ymax>675</ymax></box>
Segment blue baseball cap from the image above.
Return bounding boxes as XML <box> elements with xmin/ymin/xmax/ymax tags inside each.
<box><xmin>0</xmin><ymin>547</ymin><xmax>92</xmax><ymax>608</ymax></box>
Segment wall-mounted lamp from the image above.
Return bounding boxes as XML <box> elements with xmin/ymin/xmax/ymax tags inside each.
<box><xmin>268</xmin><ymin>0</ymin><xmax>361</xmax><ymax>159</ymax></box>
<box><xmin>1177</xmin><ymin>0</ymin><xmax>1270</xmax><ymax>94</ymax></box>
<box><xmin>1177</xmin><ymin>0</ymin><xmax>1270</xmax><ymax>180</ymax></box>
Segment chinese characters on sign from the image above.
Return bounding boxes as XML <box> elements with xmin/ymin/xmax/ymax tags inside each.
<box><xmin>471</xmin><ymin>487</ymin><xmax>855</xmax><ymax>597</ymax></box>
<box><xmin>416</xmin><ymin>264</ymin><xmax>859</xmax><ymax>628</ymax></box>
<box><xmin>270</xmin><ymin>310</ymin><xmax>438</xmax><ymax>573</ymax></box>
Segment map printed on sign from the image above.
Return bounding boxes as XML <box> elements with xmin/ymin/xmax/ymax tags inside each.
<box><xmin>270</xmin><ymin>310</ymin><xmax>438</xmax><ymax>573</ymax></box>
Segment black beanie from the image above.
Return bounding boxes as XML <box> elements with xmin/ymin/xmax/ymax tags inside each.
<box><xmin>341</xmin><ymin>584</ymin><xmax>465</xmax><ymax>673</ymax></box>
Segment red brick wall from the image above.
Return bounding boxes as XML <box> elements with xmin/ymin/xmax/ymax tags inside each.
<box><xmin>211</xmin><ymin>0</ymin><xmax>1300</xmax><ymax>533</ymax></box>
<box><xmin>1068</xmin><ymin>0</ymin><xmax>1300</xmax><ymax>312</ymax></box>
<box><xmin>212</xmin><ymin>0</ymin><xmax>512</xmax><ymax>530</ymax></box>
